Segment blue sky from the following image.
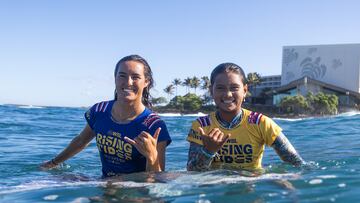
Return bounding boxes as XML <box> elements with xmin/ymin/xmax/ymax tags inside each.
<box><xmin>1</xmin><ymin>0</ymin><xmax>360</xmax><ymax>107</ymax></box>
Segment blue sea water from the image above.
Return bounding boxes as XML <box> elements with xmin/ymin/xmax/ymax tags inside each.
<box><xmin>0</xmin><ymin>104</ymin><xmax>359</xmax><ymax>202</ymax></box>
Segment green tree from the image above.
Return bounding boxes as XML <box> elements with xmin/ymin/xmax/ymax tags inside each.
<box><xmin>163</xmin><ymin>85</ymin><xmax>175</xmax><ymax>100</ymax></box>
<box><xmin>307</xmin><ymin>92</ymin><xmax>338</xmax><ymax>115</ymax></box>
<box><xmin>201</xmin><ymin>76</ymin><xmax>210</xmax><ymax>93</ymax></box>
<box><xmin>183</xmin><ymin>77</ymin><xmax>192</xmax><ymax>94</ymax></box>
<box><xmin>280</xmin><ymin>92</ymin><xmax>339</xmax><ymax>115</ymax></box>
<box><xmin>247</xmin><ymin>72</ymin><xmax>261</xmax><ymax>103</ymax></box>
<box><xmin>191</xmin><ymin>76</ymin><xmax>200</xmax><ymax>94</ymax></box>
<box><xmin>280</xmin><ymin>95</ymin><xmax>309</xmax><ymax>115</ymax></box>
<box><xmin>168</xmin><ymin>93</ymin><xmax>202</xmax><ymax>113</ymax></box>
<box><xmin>151</xmin><ymin>97</ymin><xmax>167</xmax><ymax>106</ymax></box>
<box><xmin>202</xmin><ymin>92</ymin><xmax>213</xmax><ymax>106</ymax></box>
<box><xmin>172</xmin><ymin>78</ymin><xmax>182</xmax><ymax>96</ymax></box>
<box><xmin>305</xmin><ymin>92</ymin><xmax>316</xmax><ymax>113</ymax></box>
<box><xmin>183</xmin><ymin>93</ymin><xmax>202</xmax><ymax>112</ymax></box>
<box><xmin>168</xmin><ymin>95</ymin><xmax>185</xmax><ymax>111</ymax></box>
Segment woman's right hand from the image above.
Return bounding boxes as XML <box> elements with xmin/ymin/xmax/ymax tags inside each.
<box><xmin>198</xmin><ymin>127</ymin><xmax>230</xmax><ymax>153</ymax></box>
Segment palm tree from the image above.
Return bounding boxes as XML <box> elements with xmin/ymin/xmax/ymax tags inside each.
<box><xmin>191</xmin><ymin>76</ymin><xmax>200</xmax><ymax>94</ymax></box>
<box><xmin>201</xmin><ymin>76</ymin><xmax>210</xmax><ymax>93</ymax></box>
<box><xmin>151</xmin><ymin>97</ymin><xmax>167</xmax><ymax>106</ymax></box>
<box><xmin>183</xmin><ymin>77</ymin><xmax>192</xmax><ymax>94</ymax></box>
<box><xmin>247</xmin><ymin>72</ymin><xmax>261</xmax><ymax>103</ymax></box>
<box><xmin>172</xmin><ymin>78</ymin><xmax>182</xmax><ymax>96</ymax></box>
<box><xmin>202</xmin><ymin>92</ymin><xmax>213</xmax><ymax>106</ymax></box>
<box><xmin>163</xmin><ymin>85</ymin><xmax>175</xmax><ymax>100</ymax></box>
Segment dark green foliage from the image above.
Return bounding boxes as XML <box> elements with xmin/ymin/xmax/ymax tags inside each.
<box><xmin>151</xmin><ymin>97</ymin><xmax>167</xmax><ymax>106</ymax></box>
<box><xmin>280</xmin><ymin>92</ymin><xmax>338</xmax><ymax>115</ymax></box>
<box><xmin>280</xmin><ymin>95</ymin><xmax>309</xmax><ymax>114</ymax></box>
<box><xmin>306</xmin><ymin>92</ymin><xmax>338</xmax><ymax>115</ymax></box>
<box><xmin>168</xmin><ymin>93</ymin><xmax>202</xmax><ymax>113</ymax></box>
<box><xmin>202</xmin><ymin>92</ymin><xmax>213</xmax><ymax>106</ymax></box>
<box><xmin>247</xmin><ymin>72</ymin><xmax>261</xmax><ymax>103</ymax></box>
<box><xmin>168</xmin><ymin>95</ymin><xmax>185</xmax><ymax>110</ymax></box>
<box><xmin>163</xmin><ymin>85</ymin><xmax>175</xmax><ymax>102</ymax></box>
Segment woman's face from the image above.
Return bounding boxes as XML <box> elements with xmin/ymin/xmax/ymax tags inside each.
<box><xmin>115</xmin><ymin>60</ymin><xmax>149</xmax><ymax>104</ymax></box>
<box><xmin>211</xmin><ymin>72</ymin><xmax>247</xmax><ymax>116</ymax></box>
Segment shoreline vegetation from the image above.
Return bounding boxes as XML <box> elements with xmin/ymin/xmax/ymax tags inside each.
<box><xmin>153</xmin><ymin>75</ymin><xmax>360</xmax><ymax>119</ymax></box>
<box><xmin>152</xmin><ymin>104</ymin><xmax>360</xmax><ymax>119</ymax></box>
<box><xmin>153</xmin><ymin>103</ymin><xmax>360</xmax><ymax>119</ymax></box>
<box><xmin>1</xmin><ymin>102</ymin><xmax>359</xmax><ymax>119</ymax></box>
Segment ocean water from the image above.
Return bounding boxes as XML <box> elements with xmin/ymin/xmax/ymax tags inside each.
<box><xmin>0</xmin><ymin>104</ymin><xmax>359</xmax><ymax>203</ymax></box>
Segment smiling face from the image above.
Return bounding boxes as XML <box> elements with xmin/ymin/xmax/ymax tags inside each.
<box><xmin>115</xmin><ymin>60</ymin><xmax>149</xmax><ymax>105</ymax></box>
<box><xmin>211</xmin><ymin>71</ymin><xmax>247</xmax><ymax>120</ymax></box>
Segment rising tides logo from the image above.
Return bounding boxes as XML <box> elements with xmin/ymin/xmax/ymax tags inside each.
<box><xmin>189</xmin><ymin>129</ymin><xmax>253</xmax><ymax>164</ymax></box>
<box><xmin>96</xmin><ymin>132</ymin><xmax>133</xmax><ymax>162</ymax></box>
<box><xmin>214</xmin><ymin>142</ymin><xmax>253</xmax><ymax>164</ymax></box>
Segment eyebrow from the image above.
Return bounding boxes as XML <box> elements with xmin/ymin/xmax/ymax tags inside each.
<box><xmin>215</xmin><ymin>83</ymin><xmax>241</xmax><ymax>86</ymax></box>
<box><xmin>118</xmin><ymin>71</ymin><xmax>142</xmax><ymax>76</ymax></box>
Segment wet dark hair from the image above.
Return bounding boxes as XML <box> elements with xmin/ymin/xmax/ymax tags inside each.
<box><xmin>210</xmin><ymin>62</ymin><xmax>247</xmax><ymax>86</ymax></box>
<box><xmin>114</xmin><ymin>54</ymin><xmax>154</xmax><ymax>108</ymax></box>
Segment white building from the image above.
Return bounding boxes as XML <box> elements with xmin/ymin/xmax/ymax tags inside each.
<box><xmin>256</xmin><ymin>75</ymin><xmax>281</xmax><ymax>91</ymax></box>
<box><xmin>282</xmin><ymin>44</ymin><xmax>360</xmax><ymax>93</ymax></box>
<box><xmin>273</xmin><ymin>44</ymin><xmax>360</xmax><ymax>106</ymax></box>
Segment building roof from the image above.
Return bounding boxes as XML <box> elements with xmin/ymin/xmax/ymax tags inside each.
<box><xmin>260</xmin><ymin>74</ymin><xmax>281</xmax><ymax>78</ymax></box>
<box><xmin>269</xmin><ymin>77</ymin><xmax>360</xmax><ymax>100</ymax></box>
<box><xmin>283</xmin><ymin>43</ymin><xmax>360</xmax><ymax>48</ymax></box>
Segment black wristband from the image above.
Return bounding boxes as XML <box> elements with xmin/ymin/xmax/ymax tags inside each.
<box><xmin>201</xmin><ymin>147</ymin><xmax>217</xmax><ymax>158</ymax></box>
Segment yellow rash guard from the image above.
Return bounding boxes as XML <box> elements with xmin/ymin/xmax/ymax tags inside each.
<box><xmin>187</xmin><ymin>109</ymin><xmax>282</xmax><ymax>171</ymax></box>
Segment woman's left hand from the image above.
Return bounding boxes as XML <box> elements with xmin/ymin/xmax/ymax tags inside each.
<box><xmin>40</xmin><ymin>160</ymin><xmax>58</xmax><ymax>170</ymax></box>
<box><xmin>124</xmin><ymin>128</ymin><xmax>161</xmax><ymax>165</ymax></box>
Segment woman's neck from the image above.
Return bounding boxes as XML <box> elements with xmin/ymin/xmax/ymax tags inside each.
<box><xmin>216</xmin><ymin>109</ymin><xmax>243</xmax><ymax>129</ymax></box>
<box><xmin>112</xmin><ymin>100</ymin><xmax>145</xmax><ymax>122</ymax></box>
<box><xmin>217</xmin><ymin>109</ymin><xmax>242</xmax><ymax>123</ymax></box>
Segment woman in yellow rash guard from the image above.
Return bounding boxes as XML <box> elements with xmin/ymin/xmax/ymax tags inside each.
<box><xmin>187</xmin><ymin>63</ymin><xmax>305</xmax><ymax>172</ymax></box>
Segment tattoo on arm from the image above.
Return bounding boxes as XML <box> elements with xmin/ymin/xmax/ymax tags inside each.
<box><xmin>187</xmin><ymin>142</ymin><xmax>214</xmax><ymax>171</ymax></box>
<box><xmin>271</xmin><ymin>132</ymin><xmax>305</xmax><ymax>166</ymax></box>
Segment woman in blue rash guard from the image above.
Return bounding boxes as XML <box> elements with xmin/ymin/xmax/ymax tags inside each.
<box><xmin>41</xmin><ymin>55</ymin><xmax>172</xmax><ymax>177</ymax></box>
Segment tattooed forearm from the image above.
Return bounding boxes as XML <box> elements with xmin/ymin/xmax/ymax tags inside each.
<box><xmin>271</xmin><ymin>132</ymin><xmax>305</xmax><ymax>166</ymax></box>
<box><xmin>187</xmin><ymin>142</ymin><xmax>214</xmax><ymax>171</ymax></box>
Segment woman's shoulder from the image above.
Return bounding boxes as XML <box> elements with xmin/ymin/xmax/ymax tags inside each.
<box><xmin>141</xmin><ymin>109</ymin><xmax>165</xmax><ymax>128</ymax></box>
<box><xmin>90</xmin><ymin>100</ymin><xmax>114</xmax><ymax>113</ymax></box>
<box><xmin>85</xmin><ymin>100</ymin><xmax>114</xmax><ymax>125</ymax></box>
<box><xmin>242</xmin><ymin>108</ymin><xmax>273</xmax><ymax>125</ymax></box>
<box><xmin>192</xmin><ymin>112</ymin><xmax>214</xmax><ymax>128</ymax></box>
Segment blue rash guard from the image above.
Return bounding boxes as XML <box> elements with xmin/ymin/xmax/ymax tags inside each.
<box><xmin>85</xmin><ymin>100</ymin><xmax>172</xmax><ymax>177</ymax></box>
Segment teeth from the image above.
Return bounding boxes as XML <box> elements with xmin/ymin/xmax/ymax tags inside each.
<box><xmin>123</xmin><ymin>88</ymin><xmax>133</xmax><ymax>92</ymax></box>
<box><xmin>223</xmin><ymin>100</ymin><xmax>234</xmax><ymax>104</ymax></box>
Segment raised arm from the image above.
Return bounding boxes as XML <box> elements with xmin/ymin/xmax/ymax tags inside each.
<box><xmin>271</xmin><ymin>132</ymin><xmax>305</xmax><ymax>166</ymax></box>
<box><xmin>187</xmin><ymin>127</ymin><xmax>229</xmax><ymax>171</ymax></box>
<box><xmin>149</xmin><ymin>140</ymin><xmax>167</xmax><ymax>172</ymax></box>
<box><xmin>40</xmin><ymin>124</ymin><xmax>96</xmax><ymax>169</ymax></box>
